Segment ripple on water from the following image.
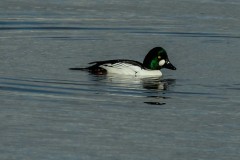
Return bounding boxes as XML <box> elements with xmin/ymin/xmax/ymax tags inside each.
<box><xmin>0</xmin><ymin>75</ymin><xmax>175</xmax><ymax>106</ymax></box>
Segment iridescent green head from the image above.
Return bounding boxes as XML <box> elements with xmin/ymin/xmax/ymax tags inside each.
<box><xmin>143</xmin><ymin>47</ymin><xmax>176</xmax><ymax>70</ymax></box>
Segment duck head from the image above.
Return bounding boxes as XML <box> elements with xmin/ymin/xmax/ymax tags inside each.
<box><xmin>143</xmin><ymin>47</ymin><xmax>176</xmax><ymax>70</ymax></box>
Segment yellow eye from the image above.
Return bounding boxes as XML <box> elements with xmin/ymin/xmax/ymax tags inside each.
<box><xmin>158</xmin><ymin>56</ymin><xmax>161</xmax><ymax>59</ymax></box>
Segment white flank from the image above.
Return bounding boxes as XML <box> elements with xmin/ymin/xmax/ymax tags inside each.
<box><xmin>100</xmin><ymin>62</ymin><xmax>162</xmax><ymax>77</ymax></box>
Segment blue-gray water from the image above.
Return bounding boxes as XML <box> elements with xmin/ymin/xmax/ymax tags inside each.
<box><xmin>0</xmin><ymin>0</ymin><xmax>240</xmax><ymax>159</ymax></box>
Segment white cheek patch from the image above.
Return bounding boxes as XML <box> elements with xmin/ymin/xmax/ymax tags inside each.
<box><xmin>159</xmin><ymin>60</ymin><xmax>165</xmax><ymax>66</ymax></box>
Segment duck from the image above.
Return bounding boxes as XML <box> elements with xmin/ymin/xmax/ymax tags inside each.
<box><xmin>69</xmin><ymin>47</ymin><xmax>176</xmax><ymax>77</ymax></box>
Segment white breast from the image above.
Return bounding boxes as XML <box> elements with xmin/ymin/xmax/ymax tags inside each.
<box><xmin>136</xmin><ymin>69</ymin><xmax>162</xmax><ymax>77</ymax></box>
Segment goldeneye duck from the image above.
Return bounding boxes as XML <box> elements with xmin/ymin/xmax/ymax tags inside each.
<box><xmin>70</xmin><ymin>47</ymin><xmax>176</xmax><ymax>77</ymax></box>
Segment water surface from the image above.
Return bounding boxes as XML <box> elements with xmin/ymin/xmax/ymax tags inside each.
<box><xmin>0</xmin><ymin>0</ymin><xmax>240</xmax><ymax>159</ymax></box>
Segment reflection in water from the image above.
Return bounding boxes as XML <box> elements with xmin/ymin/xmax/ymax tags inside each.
<box><xmin>89</xmin><ymin>74</ymin><xmax>176</xmax><ymax>105</ymax></box>
<box><xmin>90</xmin><ymin>74</ymin><xmax>175</xmax><ymax>90</ymax></box>
<box><xmin>141</xmin><ymin>77</ymin><xmax>167</xmax><ymax>90</ymax></box>
<box><xmin>144</xmin><ymin>102</ymin><xmax>166</xmax><ymax>105</ymax></box>
<box><xmin>142</xmin><ymin>78</ymin><xmax>175</xmax><ymax>105</ymax></box>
